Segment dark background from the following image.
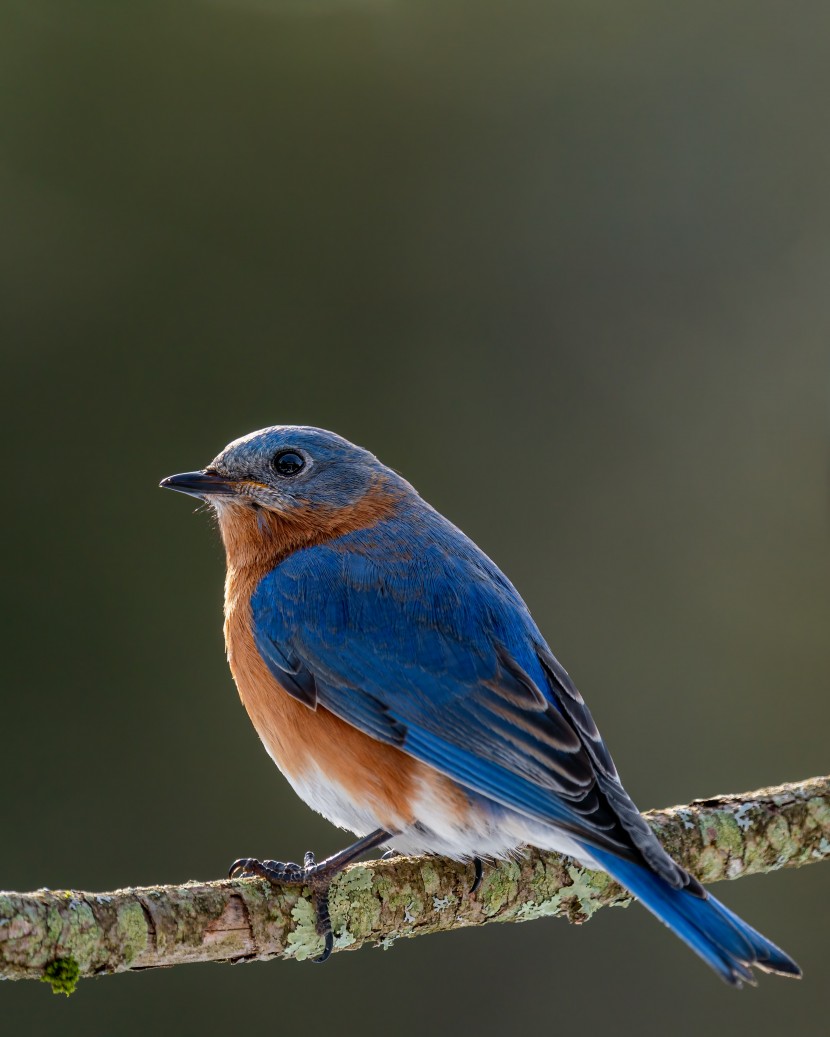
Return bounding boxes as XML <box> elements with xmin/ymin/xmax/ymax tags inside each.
<box><xmin>1</xmin><ymin>2</ymin><xmax>828</xmax><ymax>1034</ymax></box>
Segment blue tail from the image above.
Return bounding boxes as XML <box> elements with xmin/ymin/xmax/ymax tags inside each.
<box><xmin>589</xmin><ymin>847</ymin><xmax>801</xmax><ymax>987</ymax></box>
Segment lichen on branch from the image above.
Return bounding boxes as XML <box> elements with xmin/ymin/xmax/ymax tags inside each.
<box><xmin>1</xmin><ymin>775</ymin><xmax>827</xmax><ymax>990</ymax></box>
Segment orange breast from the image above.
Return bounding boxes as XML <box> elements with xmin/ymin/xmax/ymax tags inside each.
<box><xmin>216</xmin><ymin>487</ymin><xmax>472</xmax><ymax>836</ymax></box>
<box><xmin>225</xmin><ymin>573</ymin><xmax>429</xmax><ymax>832</ymax></box>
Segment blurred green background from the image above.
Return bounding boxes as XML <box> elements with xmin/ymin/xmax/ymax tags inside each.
<box><xmin>1</xmin><ymin>1</ymin><xmax>828</xmax><ymax>1034</ymax></box>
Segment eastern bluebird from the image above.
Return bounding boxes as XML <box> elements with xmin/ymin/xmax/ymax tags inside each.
<box><xmin>161</xmin><ymin>425</ymin><xmax>800</xmax><ymax>983</ymax></box>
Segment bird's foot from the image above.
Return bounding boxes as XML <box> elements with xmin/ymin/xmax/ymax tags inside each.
<box><xmin>228</xmin><ymin>851</ymin><xmax>337</xmax><ymax>963</ymax></box>
<box><xmin>228</xmin><ymin>828</ymin><xmax>393</xmax><ymax>964</ymax></box>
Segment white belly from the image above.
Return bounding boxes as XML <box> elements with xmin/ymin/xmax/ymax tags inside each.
<box><xmin>280</xmin><ymin>757</ymin><xmax>601</xmax><ymax>869</ymax></box>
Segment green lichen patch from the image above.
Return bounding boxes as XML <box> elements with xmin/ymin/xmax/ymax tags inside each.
<box><xmin>700</xmin><ymin>810</ymin><xmax>743</xmax><ymax>857</ymax></box>
<box><xmin>115</xmin><ymin>901</ymin><xmax>150</xmax><ymax>966</ymax></box>
<box><xmin>763</xmin><ymin>815</ymin><xmax>793</xmax><ymax>865</ymax></box>
<box><xmin>336</xmin><ymin>865</ymin><xmax>374</xmax><ymax>896</ymax></box>
<box><xmin>561</xmin><ymin>867</ymin><xmax>623</xmax><ymax>923</ymax></box>
<box><xmin>808</xmin><ymin>797</ymin><xmax>830</xmax><ymax>834</ymax></box>
<box><xmin>41</xmin><ymin>956</ymin><xmax>80</xmax><ymax>996</ymax></box>
<box><xmin>514</xmin><ymin>889</ymin><xmax>567</xmax><ymax>921</ymax></box>
<box><xmin>418</xmin><ymin>862</ymin><xmax>442</xmax><ymax>896</ymax></box>
<box><xmin>284</xmin><ymin>897</ymin><xmax>325</xmax><ymax>962</ymax></box>
<box><xmin>477</xmin><ymin>860</ymin><xmax>521</xmax><ymax>917</ymax></box>
<box><xmin>693</xmin><ymin>809</ymin><xmax>746</xmax><ymax>881</ymax></box>
<box><xmin>371</xmin><ymin>876</ymin><xmax>424</xmax><ymax>930</ymax></box>
<box><xmin>331</xmin><ymin>866</ymin><xmax>385</xmax><ymax>944</ymax></box>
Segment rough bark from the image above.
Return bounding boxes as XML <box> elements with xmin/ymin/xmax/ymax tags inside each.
<box><xmin>2</xmin><ymin>775</ymin><xmax>827</xmax><ymax>994</ymax></box>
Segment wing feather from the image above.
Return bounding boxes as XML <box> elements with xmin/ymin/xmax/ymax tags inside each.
<box><xmin>250</xmin><ymin>527</ymin><xmax>695</xmax><ymax>888</ymax></box>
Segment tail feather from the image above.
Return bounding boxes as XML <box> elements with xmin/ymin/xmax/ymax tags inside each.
<box><xmin>589</xmin><ymin>847</ymin><xmax>802</xmax><ymax>987</ymax></box>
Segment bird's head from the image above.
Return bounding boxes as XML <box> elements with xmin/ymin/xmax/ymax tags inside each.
<box><xmin>161</xmin><ymin>426</ymin><xmax>410</xmax><ymax>563</ymax></box>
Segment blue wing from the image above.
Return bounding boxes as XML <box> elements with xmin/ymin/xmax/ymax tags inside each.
<box><xmin>250</xmin><ymin>517</ymin><xmax>801</xmax><ymax>985</ymax></box>
<box><xmin>251</xmin><ymin>520</ymin><xmax>686</xmax><ymax>884</ymax></box>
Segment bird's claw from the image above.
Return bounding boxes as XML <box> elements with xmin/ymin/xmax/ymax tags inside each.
<box><xmin>227</xmin><ymin>829</ymin><xmax>392</xmax><ymax>966</ymax></box>
<box><xmin>228</xmin><ymin>857</ymin><xmax>304</xmax><ymax>883</ymax></box>
<box><xmin>228</xmin><ymin>852</ymin><xmax>334</xmax><ymax>963</ymax></box>
<box><xmin>470</xmin><ymin>856</ymin><xmax>484</xmax><ymax>894</ymax></box>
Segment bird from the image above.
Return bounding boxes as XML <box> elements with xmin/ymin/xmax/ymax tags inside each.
<box><xmin>161</xmin><ymin>424</ymin><xmax>801</xmax><ymax>984</ymax></box>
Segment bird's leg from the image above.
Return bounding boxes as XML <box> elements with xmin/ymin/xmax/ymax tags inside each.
<box><xmin>228</xmin><ymin>828</ymin><xmax>393</xmax><ymax>964</ymax></box>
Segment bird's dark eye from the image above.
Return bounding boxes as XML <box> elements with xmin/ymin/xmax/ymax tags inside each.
<box><xmin>273</xmin><ymin>451</ymin><xmax>305</xmax><ymax>476</ymax></box>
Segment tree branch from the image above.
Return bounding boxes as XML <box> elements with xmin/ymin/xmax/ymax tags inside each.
<box><xmin>2</xmin><ymin>775</ymin><xmax>828</xmax><ymax>994</ymax></box>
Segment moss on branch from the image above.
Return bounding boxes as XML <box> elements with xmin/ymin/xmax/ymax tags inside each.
<box><xmin>1</xmin><ymin>775</ymin><xmax>827</xmax><ymax>989</ymax></box>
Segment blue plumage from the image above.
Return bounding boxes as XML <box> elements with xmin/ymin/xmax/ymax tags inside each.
<box><xmin>589</xmin><ymin>849</ymin><xmax>800</xmax><ymax>985</ymax></box>
<box><xmin>251</xmin><ymin>501</ymin><xmax>797</xmax><ymax>986</ymax></box>
<box><xmin>163</xmin><ymin>425</ymin><xmax>802</xmax><ymax>985</ymax></box>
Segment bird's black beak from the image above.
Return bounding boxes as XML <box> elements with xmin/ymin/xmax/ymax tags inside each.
<box><xmin>159</xmin><ymin>470</ymin><xmax>239</xmax><ymax>500</ymax></box>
